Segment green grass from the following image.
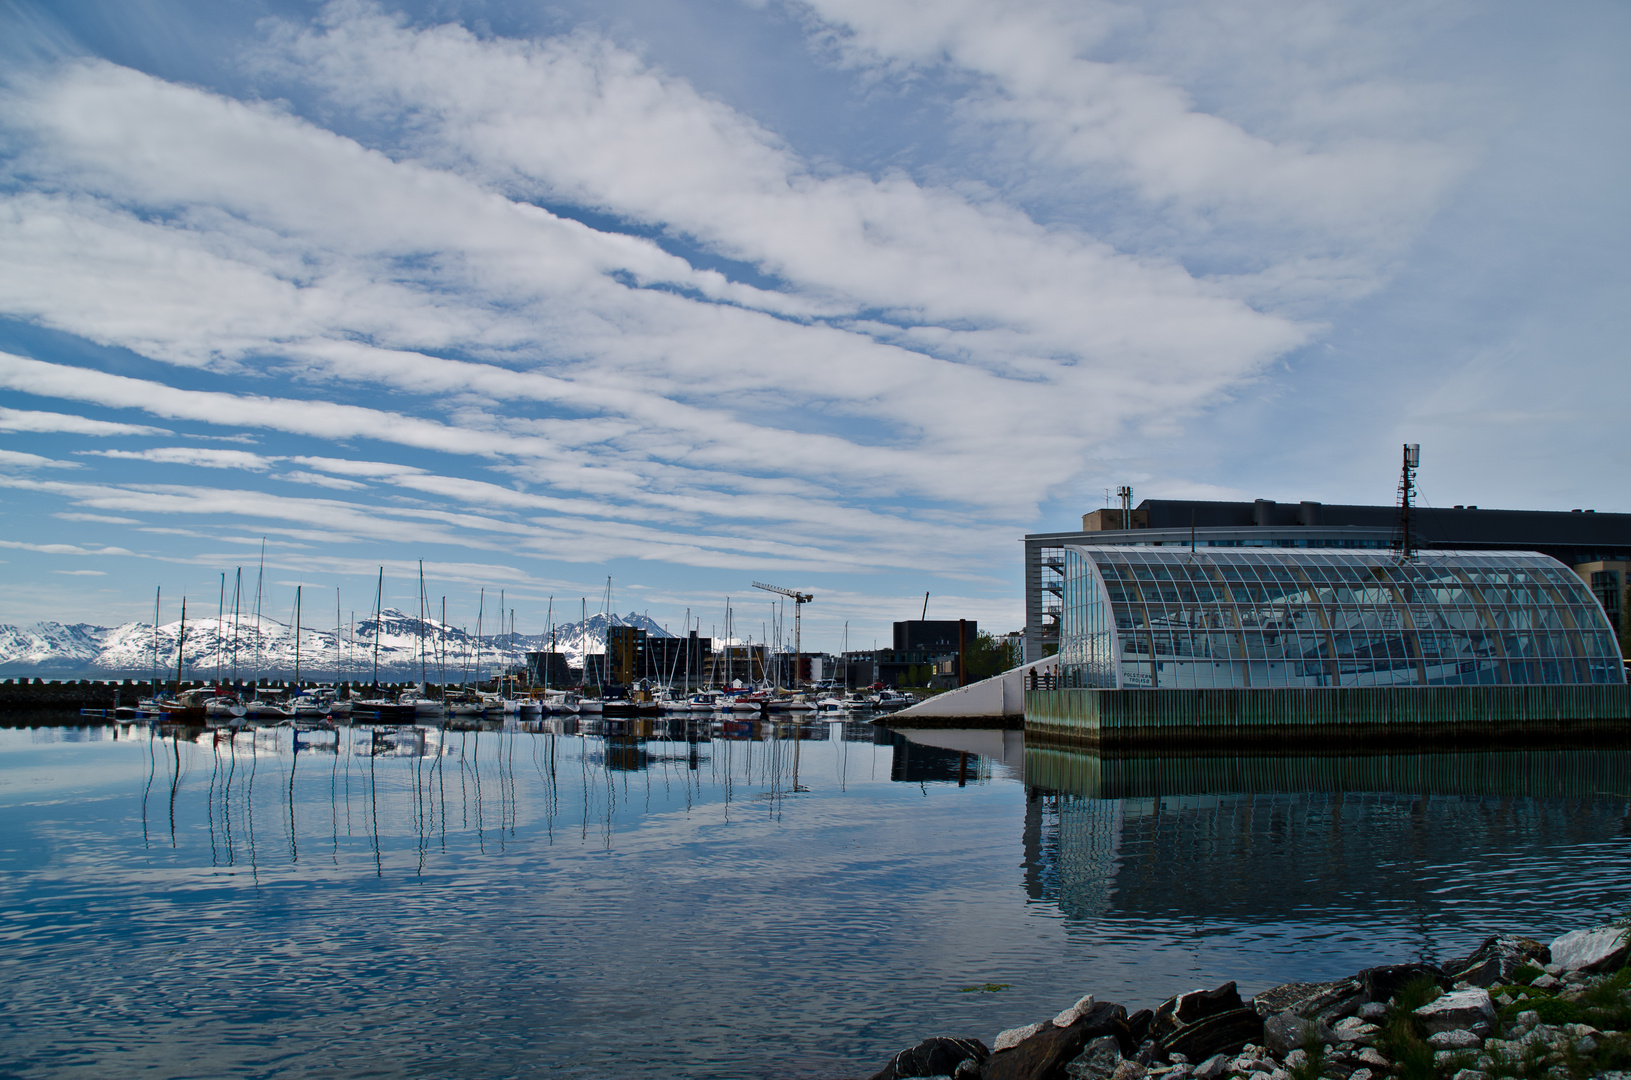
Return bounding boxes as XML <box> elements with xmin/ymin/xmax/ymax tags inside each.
<box><xmin>1379</xmin><ymin>975</ymin><xmax>1444</xmax><ymax>1080</ymax></box>
<box><xmin>1499</xmin><ymin>996</ymin><xmax>1583</xmax><ymax>1027</ymax></box>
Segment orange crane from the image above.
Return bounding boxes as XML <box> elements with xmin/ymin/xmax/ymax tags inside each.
<box><xmin>751</xmin><ymin>581</ymin><xmax>813</xmax><ymax>669</ymax></box>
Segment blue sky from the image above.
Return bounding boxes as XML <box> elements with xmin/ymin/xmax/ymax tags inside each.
<box><xmin>0</xmin><ymin>0</ymin><xmax>1626</xmax><ymax>647</ymax></box>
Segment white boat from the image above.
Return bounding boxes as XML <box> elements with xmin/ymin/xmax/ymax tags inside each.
<box><xmin>687</xmin><ymin>690</ymin><xmax>724</xmax><ymax>713</ymax></box>
<box><xmin>576</xmin><ymin>698</ymin><xmax>604</xmax><ymax>715</ymax></box>
<box><xmin>539</xmin><ymin>689</ymin><xmax>580</xmax><ymax>715</ymax></box>
<box><xmin>814</xmin><ymin>696</ymin><xmax>847</xmax><ymax>714</ymax></box>
<box><xmin>205</xmin><ymin>692</ymin><xmax>247</xmax><ymax>720</ymax></box>
<box><xmin>397</xmin><ymin>691</ymin><xmax>444</xmax><ymax>718</ymax></box>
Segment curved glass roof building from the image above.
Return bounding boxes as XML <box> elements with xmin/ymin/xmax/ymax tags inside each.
<box><xmin>1059</xmin><ymin>547</ymin><xmax>1625</xmax><ymax>691</ymax></box>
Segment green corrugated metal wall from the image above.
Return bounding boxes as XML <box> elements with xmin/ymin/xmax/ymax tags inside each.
<box><xmin>1025</xmin><ymin>685</ymin><xmax>1631</xmax><ymax>749</ymax></box>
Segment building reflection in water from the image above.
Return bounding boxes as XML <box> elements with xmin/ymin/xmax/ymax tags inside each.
<box><xmin>1016</xmin><ymin>743</ymin><xmax>1631</xmax><ymax>930</ymax></box>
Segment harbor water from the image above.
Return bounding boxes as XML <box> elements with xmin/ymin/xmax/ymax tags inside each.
<box><xmin>1</xmin><ymin>718</ymin><xmax>1628</xmax><ymax>1078</ymax></box>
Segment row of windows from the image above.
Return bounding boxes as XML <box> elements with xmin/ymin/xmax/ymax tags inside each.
<box><xmin>1058</xmin><ymin>547</ymin><xmax>1625</xmax><ymax>689</ymax></box>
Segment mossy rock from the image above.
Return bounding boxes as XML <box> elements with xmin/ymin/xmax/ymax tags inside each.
<box><xmin>1500</xmin><ymin>996</ymin><xmax>1583</xmax><ymax>1026</ymax></box>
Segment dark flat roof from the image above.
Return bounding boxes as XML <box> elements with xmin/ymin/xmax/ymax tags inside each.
<box><xmin>1137</xmin><ymin>499</ymin><xmax>1631</xmax><ymax>549</ymax></box>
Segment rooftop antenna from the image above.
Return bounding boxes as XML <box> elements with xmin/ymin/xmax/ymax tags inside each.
<box><xmin>1118</xmin><ymin>485</ymin><xmax>1133</xmax><ymax>531</ymax></box>
<box><xmin>1391</xmin><ymin>443</ymin><xmax>1421</xmax><ymax>561</ymax></box>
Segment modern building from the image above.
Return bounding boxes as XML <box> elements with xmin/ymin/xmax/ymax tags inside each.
<box><xmin>1056</xmin><ymin>547</ymin><xmax>1622</xmax><ymax>690</ymax></box>
<box><xmin>1025</xmin><ymin>497</ymin><xmax>1631</xmax><ymax>660</ymax></box>
<box><xmin>1574</xmin><ymin>560</ymin><xmax>1630</xmax><ymax>637</ymax></box>
<box><xmin>1027</xmin><ymin>543</ymin><xmax>1628</xmax><ymax>747</ymax></box>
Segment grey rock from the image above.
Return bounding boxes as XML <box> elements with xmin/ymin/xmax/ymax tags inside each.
<box><xmin>1517</xmin><ymin>1010</ymin><xmax>1541</xmax><ymax>1028</ymax></box>
<box><xmin>1532</xmin><ymin>974</ymin><xmax>1561</xmax><ymax>990</ymax></box>
<box><xmin>953</xmin><ymin>1063</ymin><xmax>981</xmax><ymax>1080</ymax></box>
<box><xmin>1193</xmin><ymin>1053</ymin><xmax>1230</xmax><ymax>1080</ymax></box>
<box><xmin>1058</xmin><ymin>995</ymin><xmax>1100</xmax><ymax>1028</ymax></box>
<box><xmin>1578</xmin><ymin>1036</ymin><xmax>1599</xmax><ymax>1054</ymax></box>
<box><xmin>1252</xmin><ymin>981</ymin><xmax>1365</xmax><ymax>1024</ymax></box>
<box><xmin>1355</xmin><ymin>1048</ymin><xmax>1390</xmax><ymax>1069</ymax></box>
<box><xmin>1562</xmin><ymin>971</ymin><xmax>1589</xmax><ymax>986</ymax></box>
<box><xmin>1356</xmin><ymin>1003</ymin><xmax>1387</xmax><ymax>1022</ymax></box>
<box><xmin>1111</xmin><ymin>1061</ymin><xmax>1147</xmax><ymax>1080</ymax></box>
<box><xmin>1347</xmin><ymin>1070</ymin><xmax>1371</xmax><ymax>1080</ymax></box>
<box><xmin>1263</xmin><ymin>1011</ymin><xmax>1337</xmax><ymax>1056</ymax></box>
<box><xmin>1442</xmin><ymin>935</ymin><xmax>1552</xmax><ymax>987</ymax></box>
<box><xmin>871</xmin><ymin>1036</ymin><xmax>992</xmax><ymax>1080</ymax></box>
<box><xmin>1165</xmin><ymin>1066</ymin><xmax>1192</xmax><ymax>1080</ymax></box>
<box><xmin>1414</xmin><ymin>988</ymin><xmax>1497</xmax><ymax>1035</ymax></box>
<box><xmin>994</xmin><ymin>1023</ymin><xmax>1045</xmax><ymax>1052</ymax></box>
<box><xmin>1546</xmin><ymin>933</ymin><xmax>1624</xmax><ymax>978</ymax></box>
<box><xmin>1429</xmin><ymin>1030</ymin><xmax>1483</xmax><ymax>1051</ymax></box>
<box><xmin>1544</xmin><ymin>963</ymin><xmax>1563</xmax><ymax>976</ymax></box>
<box><xmin>1067</xmin><ymin>1036</ymin><xmax>1126</xmax><ymax>1080</ymax></box>
<box><xmin>1268</xmin><ymin>1070</ymin><xmax>1290</xmax><ymax>1080</ymax></box>
<box><xmin>1168</xmin><ymin>1054</ymin><xmax>1190</xmax><ymax>1065</ymax></box>
<box><xmin>1450</xmin><ymin>1071</ymin><xmax>1489</xmax><ymax>1080</ymax></box>
<box><xmin>1283</xmin><ymin>1050</ymin><xmax>1308</xmax><ymax>1069</ymax></box>
<box><xmin>1246</xmin><ymin>1071</ymin><xmax>1269</xmax><ymax>1080</ymax></box>
<box><xmin>1231</xmin><ymin>1055</ymin><xmax>1273</xmax><ymax>1073</ymax></box>
<box><xmin>1495</xmin><ymin>993</ymin><xmax>1513</xmax><ymax>1006</ymax></box>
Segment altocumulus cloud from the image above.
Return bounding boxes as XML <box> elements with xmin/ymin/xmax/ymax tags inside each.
<box><xmin>0</xmin><ymin>0</ymin><xmax>1513</xmax><ymax>631</ymax></box>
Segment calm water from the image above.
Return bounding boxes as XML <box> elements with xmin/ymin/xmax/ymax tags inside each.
<box><xmin>1</xmin><ymin>719</ymin><xmax>1629</xmax><ymax>1079</ymax></box>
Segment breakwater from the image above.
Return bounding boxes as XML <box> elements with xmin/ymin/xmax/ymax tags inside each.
<box><xmin>0</xmin><ymin>678</ymin><xmax>426</xmax><ymax>716</ymax></box>
<box><xmin>855</xmin><ymin>927</ymin><xmax>1631</xmax><ymax>1080</ymax></box>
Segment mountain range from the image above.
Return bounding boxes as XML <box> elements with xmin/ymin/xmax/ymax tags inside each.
<box><xmin>0</xmin><ymin>609</ymin><xmax>673</xmax><ymax>680</ymax></box>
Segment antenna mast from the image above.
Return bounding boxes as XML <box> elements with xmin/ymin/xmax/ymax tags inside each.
<box><xmin>1391</xmin><ymin>443</ymin><xmax>1421</xmax><ymax>561</ymax></box>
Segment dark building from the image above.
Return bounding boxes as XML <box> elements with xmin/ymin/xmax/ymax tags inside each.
<box><xmin>645</xmin><ymin>631</ymin><xmax>713</xmax><ymax>689</ymax></box>
<box><xmin>893</xmin><ymin>619</ymin><xmax>978</xmax><ymax>652</ymax></box>
<box><xmin>604</xmin><ymin>628</ymin><xmax>713</xmax><ymax>688</ymax></box>
<box><xmin>524</xmin><ymin>651</ymin><xmax>575</xmax><ymax>688</ymax></box>
<box><xmin>607</xmin><ymin>625</ymin><xmax>648</xmax><ymax>687</ymax></box>
<box><xmin>1026</xmin><ymin>497</ymin><xmax>1631</xmax><ymax>659</ymax></box>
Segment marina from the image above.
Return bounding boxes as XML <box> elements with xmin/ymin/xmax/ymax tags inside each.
<box><xmin>1</xmin><ymin>715</ymin><xmax>1629</xmax><ymax>1078</ymax></box>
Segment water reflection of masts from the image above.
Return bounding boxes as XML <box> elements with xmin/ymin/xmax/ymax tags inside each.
<box><xmin>287</xmin><ymin>729</ymin><xmax>299</xmax><ymax>864</ymax></box>
<box><xmin>142</xmin><ymin>724</ymin><xmax>156</xmax><ymax>849</ymax></box>
<box><xmin>168</xmin><ymin>732</ymin><xmax>182</xmax><ymax>847</ymax></box>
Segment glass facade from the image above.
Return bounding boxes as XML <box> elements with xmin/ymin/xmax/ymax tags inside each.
<box><xmin>1059</xmin><ymin>548</ymin><xmax>1626</xmax><ymax>689</ymax></box>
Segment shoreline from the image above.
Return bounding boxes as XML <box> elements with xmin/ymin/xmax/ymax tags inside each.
<box><xmin>853</xmin><ymin>927</ymin><xmax>1631</xmax><ymax>1080</ymax></box>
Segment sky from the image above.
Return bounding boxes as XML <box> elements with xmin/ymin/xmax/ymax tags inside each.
<box><xmin>0</xmin><ymin>0</ymin><xmax>1626</xmax><ymax>648</ymax></box>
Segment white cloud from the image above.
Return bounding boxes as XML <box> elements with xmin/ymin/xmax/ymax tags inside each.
<box><xmin>0</xmin><ymin>448</ymin><xmax>80</xmax><ymax>469</ymax></box>
<box><xmin>54</xmin><ymin>511</ymin><xmax>142</xmax><ymax>524</ymax></box>
<box><xmin>50</xmin><ymin>568</ymin><xmax>107</xmax><ymax>575</ymax></box>
<box><xmin>81</xmin><ymin>446</ymin><xmax>277</xmax><ymax>470</ymax></box>
<box><xmin>0</xmin><ymin>407</ymin><xmax>170</xmax><ymax>436</ymax></box>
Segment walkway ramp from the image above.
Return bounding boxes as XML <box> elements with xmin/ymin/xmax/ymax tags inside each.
<box><xmin>888</xmin><ymin>655</ymin><xmax>1058</xmax><ymax>727</ymax></box>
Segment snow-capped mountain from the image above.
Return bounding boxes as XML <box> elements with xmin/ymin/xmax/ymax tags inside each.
<box><xmin>0</xmin><ymin>609</ymin><xmax>672</xmax><ymax>679</ymax></box>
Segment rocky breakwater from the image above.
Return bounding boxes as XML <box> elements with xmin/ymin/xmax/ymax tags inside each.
<box><xmin>855</xmin><ymin>925</ymin><xmax>1631</xmax><ymax>1080</ymax></box>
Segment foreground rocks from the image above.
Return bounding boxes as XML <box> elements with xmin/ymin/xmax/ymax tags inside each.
<box><xmin>860</xmin><ymin>925</ymin><xmax>1631</xmax><ymax>1080</ymax></box>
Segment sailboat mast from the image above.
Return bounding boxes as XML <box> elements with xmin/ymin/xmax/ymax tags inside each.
<box><xmin>475</xmin><ymin>588</ymin><xmax>484</xmax><ymax>691</ymax></box>
<box><xmin>254</xmin><ymin>538</ymin><xmax>265</xmax><ymax>685</ymax></box>
<box><xmin>293</xmin><ymin>587</ymin><xmax>303</xmax><ymax>688</ymax></box>
<box><xmin>151</xmin><ymin>585</ymin><xmax>160</xmax><ymax>696</ymax></box>
<box><xmin>216</xmin><ymin>572</ymin><xmax>225</xmax><ymax>685</ymax></box>
<box><xmin>231</xmin><ymin>568</ymin><xmax>241</xmax><ymax>683</ymax></box>
<box><xmin>175</xmin><ymin>597</ymin><xmax>186</xmax><ymax>697</ymax></box>
<box><xmin>336</xmin><ymin>587</ymin><xmax>343</xmax><ymax>688</ymax></box>
<box><xmin>372</xmin><ymin>566</ymin><xmax>382</xmax><ymax>688</ymax></box>
<box><xmin>419</xmin><ymin>561</ymin><xmax>428</xmax><ymax>689</ymax></box>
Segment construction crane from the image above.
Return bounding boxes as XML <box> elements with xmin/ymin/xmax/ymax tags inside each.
<box><xmin>751</xmin><ymin>581</ymin><xmax>813</xmax><ymax>672</ymax></box>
